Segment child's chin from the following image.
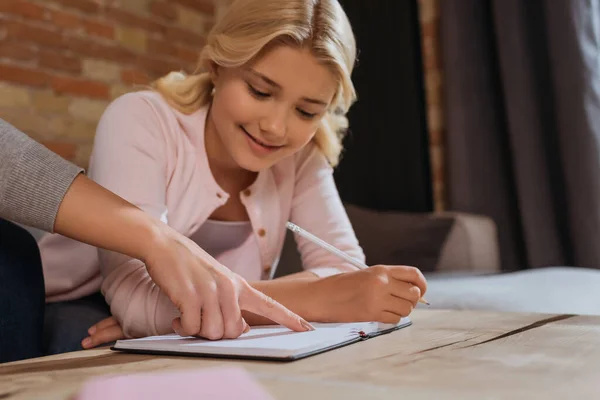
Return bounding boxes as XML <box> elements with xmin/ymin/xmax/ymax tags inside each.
<box><xmin>235</xmin><ymin>154</ymin><xmax>272</xmax><ymax>173</ymax></box>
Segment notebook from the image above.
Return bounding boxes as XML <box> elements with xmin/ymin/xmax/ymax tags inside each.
<box><xmin>111</xmin><ymin>318</ymin><xmax>411</xmax><ymax>361</ymax></box>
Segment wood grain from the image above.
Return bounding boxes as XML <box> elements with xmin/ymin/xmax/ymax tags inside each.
<box><xmin>1</xmin><ymin>309</ymin><xmax>597</xmax><ymax>399</ymax></box>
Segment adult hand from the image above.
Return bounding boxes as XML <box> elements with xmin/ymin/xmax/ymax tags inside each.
<box><xmin>141</xmin><ymin>225</ymin><xmax>314</xmax><ymax>340</ymax></box>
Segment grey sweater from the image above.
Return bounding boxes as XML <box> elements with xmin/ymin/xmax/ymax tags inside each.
<box><xmin>0</xmin><ymin>119</ymin><xmax>83</xmax><ymax>232</ymax></box>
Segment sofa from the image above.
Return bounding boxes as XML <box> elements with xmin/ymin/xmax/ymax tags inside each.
<box><xmin>276</xmin><ymin>205</ymin><xmax>502</xmax><ymax>277</ymax></box>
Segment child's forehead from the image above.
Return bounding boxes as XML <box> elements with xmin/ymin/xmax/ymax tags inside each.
<box><xmin>247</xmin><ymin>46</ymin><xmax>337</xmax><ymax>87</ymax></box>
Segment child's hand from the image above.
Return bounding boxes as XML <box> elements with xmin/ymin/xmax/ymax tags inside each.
<box><xmin>82</xmin><ymin>317</ymin><xmax>124</xmax><ymax>349</ymax></box>
<box><xmin>317</xmin><ymin>265</ymin><xmax>427</xmax><ymax>323</ymax></box>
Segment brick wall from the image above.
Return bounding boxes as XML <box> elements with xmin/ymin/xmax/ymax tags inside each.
<box><xmin>418</xmin><ymin>0</ymin><xmax>446</xmax><ymax>211</ymax></box>
<box><xmin>1</xmin><ymin>0</ymin><xmax>446</xmax><ymax>209</ymax></box>
<box><xmin>0</xmin><ymin>0</ymin><xmax>220</xmax><ymax>168</ymax></box>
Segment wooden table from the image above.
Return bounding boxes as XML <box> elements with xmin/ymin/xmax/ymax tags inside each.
<box><xmin>1</xmin><ymin>309</ymin><xmax>598</xmax><ymax>399</ymax></box>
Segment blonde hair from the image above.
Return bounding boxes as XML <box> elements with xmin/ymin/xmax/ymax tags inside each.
<box><xmin>152</xmin><ymin>0</ymin><xmax>357</xmax><ymax>166</ymax></box>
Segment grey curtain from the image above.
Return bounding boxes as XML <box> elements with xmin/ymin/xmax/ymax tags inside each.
<box><xmin>441</xmin><ymin>0</ymin><xmax>600</xmax><ymax>270</ymax></box>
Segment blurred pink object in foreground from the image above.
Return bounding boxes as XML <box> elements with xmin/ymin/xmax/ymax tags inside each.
<box><xmin>73</xmin><ymin>366</ymin><xmax>275</xmax><ymax>400</ymax></box>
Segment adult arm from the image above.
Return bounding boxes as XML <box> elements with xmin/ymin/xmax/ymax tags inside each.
<box><xmin>0</xmin><ymin>118</ymin><xmax>83</xmax><ymax>231</ymax></box>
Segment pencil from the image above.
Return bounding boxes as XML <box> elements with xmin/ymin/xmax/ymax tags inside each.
<box><xmin>285</xmin><ymin>222</ymin><xmax>430</xmax><ymax>305</ymax></box>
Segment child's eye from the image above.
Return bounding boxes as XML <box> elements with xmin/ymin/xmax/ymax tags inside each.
<box><xmin>297</xmin><ymin>109</ymin><xmax>316</xmax><ymax>119</ymax></box>
<box><xmin>248</xmin><ymin>84</ymin><xmax>270</xmax><ymax>99</ymax></box>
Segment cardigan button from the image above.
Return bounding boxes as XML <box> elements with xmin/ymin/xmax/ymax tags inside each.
<box><xmin>243</xmin><ymin>189</ymin><xmax>251</xmax><ymax>196</ymax></box>
<box><xmin>263</xmin><ymin>264</ymin><xmax>272</xmax><ymax>273</ymax></box>
<box><xmin>257</xmin><ymin>228</ymin><xmax>266</xmax><ymax>237</ymax></box>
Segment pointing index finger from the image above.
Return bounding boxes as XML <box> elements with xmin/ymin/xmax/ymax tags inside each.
<box><xmin>241</xmin><ymin>287</ymin><xmax>314</xmax><ymax>332</ymax></box>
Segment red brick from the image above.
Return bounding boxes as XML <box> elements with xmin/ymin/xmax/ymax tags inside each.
<box><xmin>63</xmin><ymin>36</ymin><xmax>137</xmax><ymax>64</ymax></box>
<box><xmin>98</xmin><ymin>45</ymin><xmax>138</xmax><ymax>64</ymax></box>
<box><xmin>137</xmin><ymin>56</ymin><xmax>182</xmax><ymax>76</ymax></box>
<box><xmin>420</xmin><ymin>21</ymin><xmax>439</xmax><ymax>39</ymax></box>
<box><xmin>171</xmin><ymin>0</ymin><xmax>213</xmax><ymax>15</ymax></box>
<box><xmin>50</xmin><ymin>9</ymin><xmax>82</xmax><ymax>30</ymax></box>
<box><xmin>121</xmin><ymin>68</ymin><xmax>151</xmax><ymax>85</ymax></box>
<box><xmin>150</xmin><ymin>1</ymin><xmax>177</xmax><ymax>21</ymax></box>
<box><xmin>4</xmin><ymin>0</ymin><xmax>48</xmax><ymax>20</ymax></box>
<box><xmin>52</xmin><ymin>76</ymin><xmax>110</xmax><ymax>99</ymax></box>
<box><xmin>177</xmin><ymin>46</ymin><xmax>200</xmax><ymax>64</ymax></box>
<box><xmin>0</xmin><ymin>0</ymin><xmax>11</xmax><ymax>13</ymax></box>
<box><xmin>5</xmin><ymin>20</ymin><xmax>65</xmax><ymax>49</ymax></box>
<box><xmin>39</xmin><ymin>50</ymin><xmax>81</xmax><ymax>73</ymax></box>
<box><xmin>0</xmin><ymin>40</ymin><xmax>37</xmax><ymax>62</ymax></box>
<box><xmin>62</xmin><ymin>36</ymin><xmax>100</xmax><ymax>56</ymax></box>
<box><xmin>42</xmin><ymin>141</ymin><xmax>77</xmax><ymax>160</ymax></box>
<box><xmin>51</xmin><ymin>0</ymin><xmax>100</xmax><ymax>14</ymax></box>
<box><xmin>433</xmin><ymin>163</ymin><xmax>445</xmax><ymax>183</ymax></box>
<box><xmin>106</xmin><ymin>7</ymin><xmax>166</xmax><ymax>34</ymax></box>
<box><xmin>429</xmin><ymin>129</ymin><xmax>443</xmax><ymax>147</ymax></box>
<box><xmin>165</xmin><ymin>26</ymin><xmax>205</xmax><ymax>47</ymax></box>
<box><xmin>84</xmin><ymin>20</ymin><xmax>114</xmax><ymax>39</ymax></box>
<box><xmin>50</xmin><ymin>9</ymin><xmax>113</xmax><ymax>41</ymax></box>
<box><xmin>147</xmin><ymin>38</ymin><xmax>178</xmax><ymax>58</ymax></box>
<box><xmin>424</xmin><ymin>54</ymin><xmax>441</xmax><ymax>70</ymax></box>
<box><xmin>203</xmin><ymin>20</ymin><xmax>215</xmax><ymax>35</ymax></box>
<box><xmin>0</xmin><ymin>63</ymin><xmax>50</xmax><ymax>87</ymax></box>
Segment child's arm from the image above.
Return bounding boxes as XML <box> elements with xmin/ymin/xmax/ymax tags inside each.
<box><xmin>236</xmin><ymin>144</ymin><xmax>428</xmax><ymax>325</ymax></box>
<box><xmin>244</xmin><ymin>267</ymin><xmax>427</xmax><ymax>326</ymax></box>
<box><xmin>84</xmin><ymin>262</ymin><xmax>427</xmax><ymax>346</ymax></box>
<box><xmin>288</xmin><ymin>145</ymin><xmax>365</xmax><ymax>277</ymax></box>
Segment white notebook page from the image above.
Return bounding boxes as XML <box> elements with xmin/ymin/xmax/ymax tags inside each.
<box><xmin>116</xmin><ymin>322</ymin><xmax>378</xmax><ymax>353</ymax></box>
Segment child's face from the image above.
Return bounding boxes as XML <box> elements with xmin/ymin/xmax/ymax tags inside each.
<box><xmin>209</xmin><ymin>45</ymin><xmax>338</xmax><ymax>172</ymax></box>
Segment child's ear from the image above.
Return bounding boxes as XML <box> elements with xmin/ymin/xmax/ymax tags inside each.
<box><xmin>205</xmin><ymin>60</ymin><xmax>219</xmax><ymax>85</ymax></box>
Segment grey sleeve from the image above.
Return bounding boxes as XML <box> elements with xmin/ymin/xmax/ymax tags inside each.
<box><xmin>0</xmin><ymin>119</ymin><xmax>84</xmax><ymax>232</ymax></box>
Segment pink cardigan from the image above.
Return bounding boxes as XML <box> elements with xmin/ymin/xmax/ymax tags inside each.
<box><xmin>39</xmin><ymin>91</ymin><xmax>364</xmax><ymax>337</ymax></box>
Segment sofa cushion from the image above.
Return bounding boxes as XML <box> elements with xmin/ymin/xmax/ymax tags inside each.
<box><xmin>343</xmin><ymin>204</ymin><xmax>455</xmax><ymax>272</ymax></box>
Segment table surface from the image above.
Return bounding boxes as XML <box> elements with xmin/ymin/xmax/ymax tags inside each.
<box><xmin>1</xmin><ymin>309</ymin><xmax>598</xmax><ymax>399</ymax></box>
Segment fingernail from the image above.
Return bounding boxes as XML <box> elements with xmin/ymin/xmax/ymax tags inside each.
<box><xmin>88</xmin><ymin>326</ymin><xmax>96</xmax><ymax>335</ymax></box>
<box><xmin>300</xmin><ymin>319</ymin><xmax>315</xmax><ymax>331</ymax></box>
<box><xmin>82</xmin><ymin>338</ymin><xmax>92</xmax><ymax>348</ymax></box>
